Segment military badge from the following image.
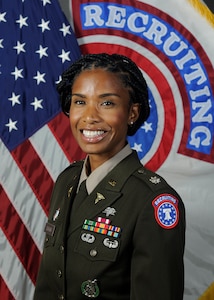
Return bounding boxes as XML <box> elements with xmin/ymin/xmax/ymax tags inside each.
<box><xmin>53</xmin><ymin>208</ymin><xmax>60</xmax><ymax>221</ymax></box>
<box><xmin>95</xmin><ymin>192</ymin><xmax>105</xmax><ymax>204</ymax></box>
<box><xmin>81</xmin><ymin>279</ymin><xmax>99</xmax><ymax>298</ymax></box>
<box><xmin>44</xmin><ymin>222</ymin><xmax>56</xmax><ymax>236</ymax></box>
<box><xmin>152</xmin><ymin>194</ymin><xmax>179</xmax><ymax>229</ymax></box>
<box><xmin>102</xmin><ymin>207</ymin><xmax>116</xmax><ymax>217</ymax></box>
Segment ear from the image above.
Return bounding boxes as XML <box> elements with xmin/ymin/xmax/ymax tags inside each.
<box><xmin>128</xmin><ymin>103</ymin><xmax>140</xmax><ymax>125</ymax></box>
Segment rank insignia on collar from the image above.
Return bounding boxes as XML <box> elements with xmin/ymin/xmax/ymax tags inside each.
<box><xmin>108</xmin><ymin>179</ymin><xmax>117</xmax><ymax>187</ymax></box>
<box><xmin>95</xmin><ymin>192</ymin><xmax>105</xmax><ymax>204</ymax></box>
<box><xmin>81</xmin><ymin>279</ymin><xmax>99</xmax><ymax>298</ymax></box>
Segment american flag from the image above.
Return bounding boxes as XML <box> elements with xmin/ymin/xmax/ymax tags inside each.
<box><xmin>0</xmin><ymin>1</ymin><xmax>84</xmax><ymax>299</ymax></box>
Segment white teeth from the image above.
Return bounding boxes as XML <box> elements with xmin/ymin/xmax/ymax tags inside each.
<box><xmin>83</xmin><ymin>130</ymin><xmax>105</xmax><ymax>138</ymax></box>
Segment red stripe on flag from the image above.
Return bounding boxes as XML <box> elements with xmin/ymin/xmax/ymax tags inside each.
<box><xmin>0</xmin><ymin>186</ymin><xmax>41</xmax><ymax>285</ymax></box>
<box><xmin>0</xmin><ymin>276</ymin><xmax>15</xmax><ymax>300</ymax></box>
<box><xmin>48</xmin><ymin>112</ymin><xmax>86</xmax><ymax>162</ymax></box>
<box><xmin>11</xmin><ymin>140</ymin><xmax>54</xmax><ymax>215</ymax></box>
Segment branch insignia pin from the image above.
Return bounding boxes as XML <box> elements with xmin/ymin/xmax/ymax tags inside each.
<box><xmin>95</xmin><ymin>192</ymin><xmax>105</xmax><ymax>204</ymax></box>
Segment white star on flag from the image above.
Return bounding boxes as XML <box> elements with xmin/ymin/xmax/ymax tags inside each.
<box><xmin>8</xmin><ymin>93</ymin><xmax>21</xmax><ymax>106</ymax></box>
<box><xmin>38</xmin><ymin>19</ymin><xmax>50</xmax><ymax>32</ymax></box>
<box><xmin>0</xmin><ymin>12</ymin><xmax>7</xmax><ymax>22</ymax></box>
<box><xmin>60</xmin><ymin>23</ymin><xmax>72</xmax><ymax>37</ymax></box>
<box><xmin>33</xmin><ymin>71</ymin><xmax>46</xmax><ymax>85</ymax></box>
<box><xmin>36</xmin><ymin>45</ymin><xmax>48</xmax><ymax>59</ymax></box>
<box><xmin>11</xmin><ymin>67</ymin><xmax>24</xmax><ymax>80</ymax></box>
<box><xmin>41</xmin><ymin>0</ymin><xmax>51</xmax><ymax>6</ymax></box>
<box><xmin>141</xmin><ymin>122</ymin><xmax>153</xmax><ymax>133</ymax></box>
<box><xmin>31</xmin><ymin>97</ymin><xmax>43</xmax><ymax>111</ymax></box>
<box><xmin>5</xmin><ymin>119</ymin><xmax>18</xmax><ymax>132</ymax></box>
<box><xmin>58</xmin><ymin>49</ymin><xmax>71</xmax><ymax>63</ymax></box>
<box><xmin>13</xmin><ymin>41</ymin><xmax>26</xmax><ymax>54</ymax></box>
<box><xmin>132</xmin><ymin>143</ymin><xmax>143</xmax><ymax>152</ymax></box>
<box><xmin>16</xmin><ymin>15</ymin><xmax>28</xmax><ymax>28</ymax></box>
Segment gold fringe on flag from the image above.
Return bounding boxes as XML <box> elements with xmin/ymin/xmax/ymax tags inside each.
<box><xmin>188</xmin><ymin>0</ymin><xmax>214</xmax><ymax>27</ymax></box>
<box><xmin>198</xmin><ymin>282</ymin><xmax>214</xmax><ymax>300</ymax></box>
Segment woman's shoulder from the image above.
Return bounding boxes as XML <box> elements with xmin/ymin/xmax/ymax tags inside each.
<box><xmin>56</xmin><ymin>160</ymin><xmax>84</xmax><ymax>182</ymax></box>
<box><xmin>132</xmin><ymin>165</ymin><xmax>176</xmax><ymax>194</ymax></box>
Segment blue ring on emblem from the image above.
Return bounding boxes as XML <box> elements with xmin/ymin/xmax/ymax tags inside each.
<box><xmin>157</xmin><ymin>201</ymin><xmax>178</xmax><ymax>228</ymax></box>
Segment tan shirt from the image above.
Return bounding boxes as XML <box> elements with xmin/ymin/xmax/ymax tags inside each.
<box><xmin>78</xmin><ymin>144</ymin><xmax>132</xmax><ymax>194</ymax></box>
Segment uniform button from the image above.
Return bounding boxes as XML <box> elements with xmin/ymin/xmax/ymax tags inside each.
<box><xmin>45</xmin><ymin>237</ymin><xmax>49</xmax><ymax>242</ymax></box>
<box><xmin>58</xmin><ymin>295</ymin><xmax>64</xmax><ymax>300</ymax></box>
<box><xmin>90</xmin><ymin>249</ymin><xmax>97</xmax><ymax>257</ymax></box>
<box><xmin>59</xmin><ymin>245</ymin><xmax>64</xmax><ymax>253</ymax></box>
<box><xmin>57</xmin><ymin>270</ymin><xmax>62</xmax><ymax>278</ymax></box>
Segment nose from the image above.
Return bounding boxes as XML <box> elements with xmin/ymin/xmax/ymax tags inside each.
<box><xmin>83</xmin><ymin>103</ymin><xmax>101</xmax><ymax>123</ymax></box>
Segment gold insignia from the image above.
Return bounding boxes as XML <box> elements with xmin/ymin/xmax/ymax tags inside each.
<box><xmin>108</xmin><ymin>179</ymin><xmax>117</xmax><ymax>187</ymax></box>
<box><xmin>95</xmin><ymin>192</ymin><xmax>105</xmax><ymax>204</ymax></box>
<box><xmin>67</xmin><ymin>186</ymin><xmax>73</xmax><ymax>197</ymax></box>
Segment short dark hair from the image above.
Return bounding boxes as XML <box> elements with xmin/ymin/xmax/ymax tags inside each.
<box><xmin>57</xmin><ymin>53</ymin><xmax>150</xmax><ymax>136</ymax></box>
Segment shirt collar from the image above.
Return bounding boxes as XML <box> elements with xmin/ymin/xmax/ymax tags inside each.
<box><xmin>78</xmin><ymin>143</ymin><xmax>132</xmax><ymax>194</ymax></box>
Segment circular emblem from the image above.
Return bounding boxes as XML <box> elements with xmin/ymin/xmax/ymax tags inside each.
<box><xmin>81</xmin><ymin>279</ymin><xmax>100</xmax><ymax>298</ymax></box>
<box><xmin>157</xmin><ymin>201</ymin><xmax>178</xmax><ymax>229</ymax></box>
<box><xmin>152</xmin><ymin>194</ymin><xmax>179</xmax><ymax>229</ymax></box>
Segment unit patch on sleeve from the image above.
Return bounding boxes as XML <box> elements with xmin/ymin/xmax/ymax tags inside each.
<box><xmin>152</xmin><ymin>194</ymin><xmax>179</xmax><ymax>229</ymax></box>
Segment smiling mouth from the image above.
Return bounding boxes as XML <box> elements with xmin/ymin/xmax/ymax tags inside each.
<box><xmin>81</xmin><ymin>129</ymin><xmax>107</xmax><ymax>143</ymax></box>
<box><xmin>82</xmin><ymin>130</ymin><xmax>106</xmax><ymax>138</ymax></box>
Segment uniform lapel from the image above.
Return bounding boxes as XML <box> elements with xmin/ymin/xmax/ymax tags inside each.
<box><xmin>69</xmin><ymin>151</ymin><xmax>142</xmax><ymax>234</ymax></box>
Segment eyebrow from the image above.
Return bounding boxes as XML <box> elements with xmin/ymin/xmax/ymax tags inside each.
<box><xmin>71</xmin><ymin>93</ymin><xmax>120</xmax><ymax>98</ymax></box>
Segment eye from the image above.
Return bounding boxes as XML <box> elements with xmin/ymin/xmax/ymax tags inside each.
<box><xmin>72</xmin><ymin>99</ymin><xmax>85</xmax><ymax>105</ymax></box>
<box><xmin>101</xmin><ymin>100</ymin><xmax>115</xmax><ymax>107</ymax></box>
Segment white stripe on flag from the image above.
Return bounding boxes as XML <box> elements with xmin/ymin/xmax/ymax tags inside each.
<box><xmin>0</xmin><ymin>142</ymin><xmax>47</xmax><ymax>252</ymax></box>
<box><xmin>29</xmin><ymin>124</ymin><xmax>70</xmax><ymax>182</ymax></box>
<box><xmin>0</xmin><ymin>228</ymin><xmax>34</xmax><ymax>300</ymax></box>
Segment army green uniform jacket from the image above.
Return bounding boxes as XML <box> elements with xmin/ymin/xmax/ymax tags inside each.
<box><xmin>34</xmin><ymin>151</ymin><xmax>185</xmax><ymax>300</ymax></box>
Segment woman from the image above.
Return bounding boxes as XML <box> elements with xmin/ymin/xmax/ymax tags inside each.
<box><xmin>34</xmin><ymin>53</ymin><xmax>185</xmax><ymax>300</ymax></box>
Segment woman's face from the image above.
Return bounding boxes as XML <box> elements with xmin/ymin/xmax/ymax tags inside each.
<box><xmin>69</xmin><ymin>68</ymin><xmax>139</xmax><ymax>164</ymax></box>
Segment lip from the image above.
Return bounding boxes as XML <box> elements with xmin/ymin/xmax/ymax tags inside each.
<box><xmin>80</xmin><ymin>129</ymin><xmax>108</xmax><ymax>143</ymax></box>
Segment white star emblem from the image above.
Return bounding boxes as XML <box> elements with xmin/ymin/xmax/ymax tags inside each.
<box><xmin>16</xmin><ymin>15</ymin><xmax>28</xmax><ymax>28</ymax></box>
<box><xmin>38</xmin><ymin>19</ymin><xmax>50</xmax><ymax>32</ymax></box>
<box><xmin>41</xmin><ymin>0</ymin><xmax>51</xmax><ymax>5</ymax></box>
<box><xmin>59</xmin><ymin>23</ymin><xmax>71</xmax><ymax>37</ymax></box>
<box><xmin>0</xmin><ymin>12</ymin><xmax>6</xmax><ymax>22</ymax></box>
<box><xmin>33</xmin><ymin>71</ymin><xmax>46</xmax><ymax>85</ymax></box>
<box><xmin>11</xmin><ymin>67</ymin><xmax>24</xmax><ymax>80</ymax></box>
<box><xmin>5</xmin><ymin>119</ymin><xmax>18</xmax><ymax>132</ymax></box>
<box><xmin>8</xmin><ymin>93</ymin><xmax>21</xmax><ymax>106</ymax></box>
<box><xmin>13</xmin><ymin>41</ymin><xmax>26</xmax><ymax>54</ymax></box>
<box><xmin>31</xmin><ymin>97</ymin><xmax>43</xmax><ymax>111</ymax></box>
<box><xmin>58</xmin><ymin>49</ymin><xmax>70</xmax><ymax>63</ymax></box>
<box><xmin>141</xmin><ymin>121</ymin><xmax>152</xmax><ymax>133</ymax></box>
<box><xmin>36</xmin><ymin>45</ymin><xmax>48</xmax><ymax>59</ymax></box>
<box><xmin>0</xmin><ymin>39</ymin><xmax>3</xmax><ymax>48</ymax></box>
<box><xmin>132</xmin><ymin>143</ymin><xmax>143</xmax><ymax>152</ymax></box>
